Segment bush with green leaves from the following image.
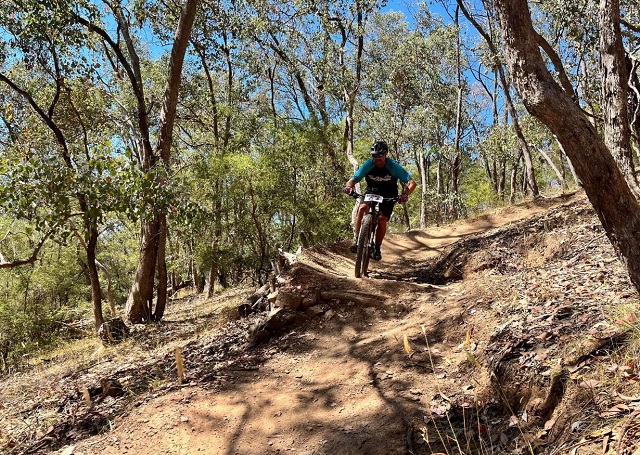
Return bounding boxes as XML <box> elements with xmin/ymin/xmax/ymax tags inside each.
<box><xmin>0</xmin><ymin>245</ymin><xmax>85</xmax><ymax>373</ymax></box>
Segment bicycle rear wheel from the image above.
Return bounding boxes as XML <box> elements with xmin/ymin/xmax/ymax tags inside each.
<box><xmin>355</xmin><ymin>214</ymin><xmax>373</xmax><ymax>278</ymax></box>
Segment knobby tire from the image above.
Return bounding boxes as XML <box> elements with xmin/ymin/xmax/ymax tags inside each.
<box><xmin>355</xmin><ymin>214</ymin><xmax>373</xmax><ymax>278</ymax></box>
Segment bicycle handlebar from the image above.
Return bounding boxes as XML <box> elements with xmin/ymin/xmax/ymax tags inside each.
<box><xmin>348</xmin><ymin>191</ymin><xmax>399</xmax><ymax>203</ymax></box>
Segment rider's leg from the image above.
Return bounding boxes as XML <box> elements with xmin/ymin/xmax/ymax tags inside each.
<box><xmin>375</xmin><ymin>215</ymin><xmax>388</xmax><ymax>245</ymax></box>
<box><xmin>373</xmin><ymin>202</ymin><xmax>395</xmax><ymax>261</ymax></box>
<box><xmin>372</xmin><ymin>215</ymin><xmax>388</xmax><ymax>260</ymax></box>
<box><xmin>350</xmin><ymin>203</ymin><xmax>369</xmax><ymax>252</ymax></box>
<box><xmin>354</xmin><ymin>203</ymin><xmax>370</xmax><ymax>238</ymax></box>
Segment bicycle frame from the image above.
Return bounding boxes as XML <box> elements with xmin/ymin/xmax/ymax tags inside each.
<box><xmin>349</xmin><ymin>192</ymin><xmax>397</xmax><ymax>278</ymax></box>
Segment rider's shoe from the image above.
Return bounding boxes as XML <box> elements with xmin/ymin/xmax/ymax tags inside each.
<box><xmin>372</xmin><ymin>246</ymin><xmax>382</xmax><ymax>261</ymax></box>
<box><xmin>349</xmin><ymin>240</ymin><xmax>358</xmax><ymax>253</ymax></box>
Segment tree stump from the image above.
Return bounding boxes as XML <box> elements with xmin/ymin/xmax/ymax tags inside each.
<box><xmin>98</xmin><ymin>317</ymin><xmax>130</xmax><ymax>344</ymax></box>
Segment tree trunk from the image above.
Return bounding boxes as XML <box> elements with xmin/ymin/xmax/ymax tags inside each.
<box><xmin>417</xmin><ymin>148</ymin><xmax>428</xmax><ymax>228</ymax></box>
<box><xmin>494</xmin><ymin>0</ymin><xmax>640</xmax><ymax>292</ymax></box>
<box><xmin>556</xmin><ymin>139</ymin><xmax>581</xmax><ymax>186</ymax></box>
<box><xmin>509</xmin><ymin>165</ymin><xmax>517</xmax><ymax>204</ymax></box>
<box><xmin>499</xmin><ymin>158</ymin><xmax>507</xmax><ymax>199</ymax></box>
<box><xmin>629</xmin><ymin>58</ymin><xmax>640</xmax><ymax>147</ymax></box>
<box><xmin>400</xmin><ymin>203</ymin><xmax>411</xmax><ymax>231</ymax></box>
<box><xmin>86</xmin><ymin>228</ymin><xmax>104</xmax><ymax>330</ymax></box>
<box><xmin>343</xmin><ymin>5</ymin><xmax>364</xmax><ymax>166</ymax></box>
<box><xmin>599</xmin><ymin>0</ymin><xmax>640</xmax><ymax>197</ymax></box>
<box><xmin>206</xmin><ymin>181</ymin><xmax>223</xmax><ymax>299</ymax></box>
<box><xmin>126</xmin><ymin>216</ymin><xmax>158</xmax><ymax>322</ymax></box>
<box><xmin>450</xmin><ymin>6</ymin><xmax>463</xmax><ymax>219</ymax></box>
<box><xmin>74</xmin><ymin>203</ymin><xmax>105</xmax><ymax>330</ymax></box>
<box><xmin>342</xmin><ymin>8</ymin><xmax>364</xmax><ymax>177</ymax></box>
<box><xmin>449</xmin><ymin>151</ymin><xmax>460</xmax><ymax>218</ymax></box>
<box><xmin>153</xmin><ymin>214</ymin><xmax>168</xmax><ymax>320</ymax></box>
<box><xmin>205</xmin><ymin>267</ymin><xmax>217</xmax><ymax>299</ymax></box>
<box><xmin>125</xmin><ymin>0</ymin><xmax>199</xmax><ymax>323</ymax></box>
<box><xmin>436</xmin><ymin>157</ymin><xmax>443</xmax><ymax>226</ymax></box>
<box><xmin>299</xmin><ymin>232</ymin><xmax>310</xmax><ymax>248</ymax></box>
<box><xmin>482</xmin><ymin>155</ymin><xmax>494</xmax><ymax>194</ymax></box>
<box><xmin>535</xmin><ymin>146</ymin><xmax>567</xmax><ymax>189</ymax></box>
<box><xmin>519</xmin><ymin>132</ymin><xmax>538</xmax><ymax>197</ymax></box>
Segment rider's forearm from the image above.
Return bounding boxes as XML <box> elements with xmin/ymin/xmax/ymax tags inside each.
<box><xmin>404</xmin><ymin>179</ymin><xmax>417</xmax><ymax>195</ymax></box>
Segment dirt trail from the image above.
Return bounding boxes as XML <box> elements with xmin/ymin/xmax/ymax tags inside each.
<box><xmin>51</xmin><ymin>192</ymin><xmax>602</xmax><ymax>455</ymax></box>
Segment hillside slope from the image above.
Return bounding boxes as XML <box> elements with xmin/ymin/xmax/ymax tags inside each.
<box><xmin>2</xmin><ymin>190</ymin><xmax>640</xmax><ymax>455</ymax></box>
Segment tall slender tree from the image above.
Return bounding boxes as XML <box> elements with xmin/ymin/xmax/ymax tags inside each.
<box><xmin>125</xmin><ymin>0</ymin><xmax>200</xmax><ymax>322</ymax></box>
<box><xmin>458</xmin><ymin>0</ymin><xmax>539</xmax><ymax>198</ymax></box>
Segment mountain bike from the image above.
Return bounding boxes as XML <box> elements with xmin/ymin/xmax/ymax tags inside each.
<box><xmin>348</xmin><ymin>191</ymin><xmax>398</xmax><ymax>278</ymax></box>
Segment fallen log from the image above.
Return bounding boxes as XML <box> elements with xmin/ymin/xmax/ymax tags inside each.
<box><xmin>238</xmin><ymin>284</ymin><xmax>271</xmax><ymax>317</ymax></box>
<box><xmin>168</xmin><ymin>279</ymin><xmax>194</xmax><ymax>298</ymax></box>
<box><xmin>248</xmin><ymin>308</ymin><xmax>300</xmax><ymax>345</ymax></box>
<box><xmin>56</xmin><ymin>321</ymin><xmax>94</xmax><ymax>337</ymax></box>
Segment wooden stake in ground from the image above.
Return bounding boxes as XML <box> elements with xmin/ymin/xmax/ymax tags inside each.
<box><xmin>175</xmin><ymin>348</ymin><xmax>185</xmax><ymax>384</ymax></box>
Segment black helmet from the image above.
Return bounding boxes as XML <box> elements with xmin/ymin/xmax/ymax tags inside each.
<box><xmin>371</xmin><ymin>141</ymin><xmax>388</xmax><ymax>157</ymax></box>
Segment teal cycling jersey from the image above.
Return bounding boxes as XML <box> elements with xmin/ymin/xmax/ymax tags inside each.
<box><xmin>351</xmin><ymin>158</ymin><xmax>412</xmax><ymax>198</ymax></box>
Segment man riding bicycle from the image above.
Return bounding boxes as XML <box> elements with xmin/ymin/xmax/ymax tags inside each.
<box><xmin>343</xmin><ymin>141</ymin><xmax>417</xmax><ymax>261</ymax></box>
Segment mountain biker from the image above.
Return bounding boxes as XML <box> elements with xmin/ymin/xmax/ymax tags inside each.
<box><xmin>343</xmin><ymin>140</ymin><xmax>417</xmax><ymax>261</ymax></box>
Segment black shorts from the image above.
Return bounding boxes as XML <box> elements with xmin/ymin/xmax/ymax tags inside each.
<box><xmin>360</xmin><ymin>196</ymin><xmax>396</xmax><ymax>219</ymax></box>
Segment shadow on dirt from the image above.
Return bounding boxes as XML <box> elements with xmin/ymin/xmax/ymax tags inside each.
<box><xmin>197</xmin><ymin>298</ymin><xmax>464</xmax><ymax>455</ymax></box>
<box><xmin>20</xmin><ymin>192</ymin><xmax>608</xmax><ymax>455</ymax></box>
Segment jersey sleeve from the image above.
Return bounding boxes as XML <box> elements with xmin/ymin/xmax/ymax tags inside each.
<box><xmin>386</xmin><ymin>159</ymin><xmax>412</xmax><ymax>183</ymax></box>
<box><xmin>351</xmin><ymin>159</ymin><xmax>375</xmax><ymax>183</ymax></box>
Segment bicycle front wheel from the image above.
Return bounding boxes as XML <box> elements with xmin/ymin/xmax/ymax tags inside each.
<box><xmin>355</xmin><ymin>214</ymin><xmax>373</xmax><ymax>278</ymax></box>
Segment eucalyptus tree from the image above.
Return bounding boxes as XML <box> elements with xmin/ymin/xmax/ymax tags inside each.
<box><xmin>460</xmin><ymin>33</ymin><xmax>518</xmax><ymax>202</ymax></box>
<box><xmin>0</xmin><ymin>0</ymin><xmax>200</xmax><ymax>326</ymax></box>
<box><xmin>450</xmin><ymin>5</ymin><xmax>466</xmax><ymax>215</ymax></box>
<box><xmin>179</xmin><ymin>0</ymin><xmax>246</xmax><ymax>296</ymax></box>
<box><xmin>531</xmin><ymin>1</ymin><xmax>640</xmax><ymax>195</ymax></box>
<box><xmin>456</xmin><ymin>0</ymin><xmax>539</xmax><ymax>199</ymax></box>
<box><xmin>477</xmin><ymin>123</ymin><xmax>516</xmax><ymax>199</ymax></box>
<box><xmin>519</xmin><ymin>115</ymin><xmax>575</xmax><ymax>191</ymax></box>
<box><xmin>624</xmin><ymin>4</ymin><xmax>640</xmax><ymax>155</ymax></box>
<box><xmin>0</xmin><ymin>0</ymin><xmax>138</xmax><ymax>329</ymax></box>
<box><xmin>362</xmin><ymin>9</ymin><xmax>467</xmax><ymax>225</ymax></box>
<box><xmin>242</xmin><ymin>0</ymin><xmax>384</xmax><ymax>170</ymax></box>
<box><xmin>470</xmin><ymin>67</ymin><xmax>508</xmax><ymax>199</ymax></box>
<box><xmin>240</xmin><ymin>0</ymin><xmax>336</xmax><ymax>163</ymax></box>
<box><xmin>321</xmin><ymin>0</ymin><xmax>380</xmax><ymax>172</ymax></box>
<box><xmin>493</xmin><ymin>0</ymin><xmax>640</xmax><ymax>292</ymax></box>
<box><xmin>122</xmin><ymin>0</ymin><xmax>199</xmax><ymax>323</ymax></box>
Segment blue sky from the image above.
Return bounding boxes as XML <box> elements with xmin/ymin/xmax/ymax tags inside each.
<box><xmin>382</xmin><ymin>0</ymin><xmax>419</xmax><ymax>17</ymax></box>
